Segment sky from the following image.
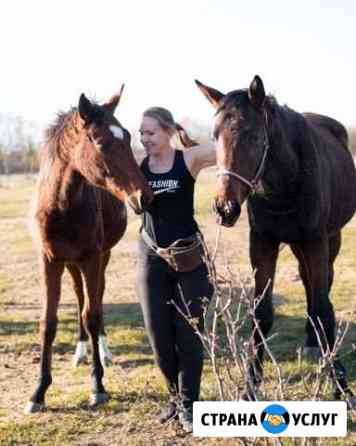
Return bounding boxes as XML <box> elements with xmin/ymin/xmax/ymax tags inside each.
<box><xmin>1</xmin><ymin>0</ymin><xmax>356</xmax><ymax>140</ymax></box>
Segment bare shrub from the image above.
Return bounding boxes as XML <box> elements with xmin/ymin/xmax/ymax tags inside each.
<box><xmin>170</xmin><ymin>230</ymin><xmax>355</xmax><ymax>445</ymax></box>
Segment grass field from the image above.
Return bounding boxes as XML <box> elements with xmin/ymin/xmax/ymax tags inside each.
<box><xmin>0</xmin><ymin>172</ymin><xmax>355</xmax><ymax>446</ymax></box>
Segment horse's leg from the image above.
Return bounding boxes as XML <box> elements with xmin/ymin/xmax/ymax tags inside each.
<box><xmin>327</xmin><ymin>231</ymin><xmax>341</xmax><ymax>292</ymax></box>
<box><xmin>80</xmin><ymin>254</ymin><xmax>109</xmax><ymax>406</ymax></box>
<box><xmin>290</xmin><ymin>244</ymin><xmax>319</xmax><ymax>358</ymax></box>
<box><xmin>297</xmin><ymin>236</ymin><xmax>352</xmax><ymax>399</ymax></box>
<box><xmin>245</xmin><ymin>230</ymin><xmax>279</xmax><ymax>398</ymax></box>
<box><xmin>326</xmin><ymin>232</ymin><xmax>353</xmax><ymax>401</ymax></box>
<box><xmin>67</xmin><ymin>264</ymin><xmax>89</xmax><ymax>367</ymax></box>
<box><xmin>25</xmin><ymin>257</ymin><xmax>64</xmax><ymax>413</ymax></box>
<box><xmin>97</xmin><ymin>251</ymin><xmax>113</xmax><ymax>367</ymax></box>
<box><xmin>294</xmin><ymin>231</ymin><xmax>342</xmax><ymax>358</ymax></box>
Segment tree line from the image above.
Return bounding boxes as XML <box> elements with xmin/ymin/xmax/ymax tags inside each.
<box><xmin>0</xmin><ymin>119</ymin><xmax>355</xmax><ymax>175</ymax></box>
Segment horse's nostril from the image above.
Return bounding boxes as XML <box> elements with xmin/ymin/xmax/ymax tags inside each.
<box><xmin>231</xmin><ymin>201</ymin><xmax>241</xmax><ymax>219</ymax></box>
<box><xmin>212</xmin><ymin>199</ymin><xmax>241</xmax><ymax>227</ymax></box>
<box><xmin>212</xmin><ymin>199</ymin><xmax>223</xmax><ymax>215</ymax></box>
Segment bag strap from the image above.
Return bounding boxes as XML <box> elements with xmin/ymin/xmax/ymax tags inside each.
<box><xmin>141</xmin><ymin>228</ymin><xmax>201</xmax><ymax>256</ymax></box>
<box><xmin>141</xmin><ymin>228</ymin><xmax>177</xmax><ymax>264</ymax></box>
<box><xmin>140</xmin><ymin>228</ymin><xmax>160</xmax><ymax>253</ymax></box>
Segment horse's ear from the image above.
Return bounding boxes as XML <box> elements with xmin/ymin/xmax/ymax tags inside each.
<box><xmin>195</xmin><ymin>80</ymin><xmax>224</xmax><ymax>109</ymax></box>
<box><xmin>103</xmin><ymin>84</ymin><xmax>125</xmax><ymax>114</ymax></box>
<box><xmin>78</xmin><ymin>93</ymin><xmax>95</xmax><ymax>124</ymax></box>
<box><xmin>248</xmin><ymin>75</ymin><xmax>266</xmax><ymax>109</ymax></box>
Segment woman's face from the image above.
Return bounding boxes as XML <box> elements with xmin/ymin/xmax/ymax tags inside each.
<box><xmin>139</xmin><ymin>116</ymin><xmax>172</xmax><ymax>156</ymax></box>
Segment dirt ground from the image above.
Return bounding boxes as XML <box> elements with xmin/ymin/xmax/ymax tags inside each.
<box><xmin>0</xmin><ymin>173</ymin><xmax>355</xmax><ymax>445</ymax></box>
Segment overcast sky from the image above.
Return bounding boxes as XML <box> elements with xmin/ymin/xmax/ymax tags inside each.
<box><xmin>1</xmin><ymin>0</ymin><xmax>355</xmax><ymax>136</ymax></box>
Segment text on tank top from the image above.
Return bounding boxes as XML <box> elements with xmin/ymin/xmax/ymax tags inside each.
<box><xmin>140</xmin><ymin>150</ymin><xmax>198</xmax><ymax>247</ymax></box>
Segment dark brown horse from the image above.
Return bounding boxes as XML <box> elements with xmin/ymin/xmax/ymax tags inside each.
<box><xmin>26</xmin><ymin>88</ymin><xmax>153</xmax><ymax>413</ymax></box>
<box><xmin>196</xmin><ymin>75</ymin><xmax>356</xmax><ymax>401</ymax></box>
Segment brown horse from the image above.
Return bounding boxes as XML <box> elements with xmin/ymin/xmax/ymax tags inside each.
<box><xmin>196</xmin><ymin>76</ymin><xmax>356</xmax><ymax>401</ymax></box>
<box><xmin>26</xmin><ymin>88</ymin><xmax>153</xmax><ymax>413</ymax></box>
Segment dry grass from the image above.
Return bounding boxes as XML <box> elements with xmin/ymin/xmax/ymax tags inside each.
<box><xmin>0</xmin><ymin>172</ymin><xmax>355</xmax><ymax>445</ymax></box>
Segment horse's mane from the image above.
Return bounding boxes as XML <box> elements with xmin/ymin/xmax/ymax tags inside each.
<box><xmin>44</xmin><ymin>98</ymin><xmax>104</xmax><ymax>152</ymax></box>
<box><xmin>216</xmin><ymin>89</ymin><xmax>249</xmax><ymax>115</ymax></box>
<box><xmin>40</xmin><ymin>108</ymin><xmax>77</xmax><ymax>164</ymax></box>
<box><xmin>39</xmin><ymin>99</ymin><xmax>102</xmax><ymax>178</ymax></box>
<box><xmin>217</xmin><ymin>89</ymin><xmax>280</xmax><ymax>115</ymax></box>
<box><xmin>45</xmin><ymin>108</ymin><xmax>77</xmax><ymax>142</ymax></box>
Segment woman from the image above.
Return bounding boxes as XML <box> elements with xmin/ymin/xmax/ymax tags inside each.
<box><xmin>136</xmin><ymin>107</ymin><xmax>216</xmax><ymax>433</ymax></box>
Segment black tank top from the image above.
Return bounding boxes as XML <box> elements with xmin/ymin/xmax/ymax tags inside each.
<box><xmin>140</xmin><ymin>150</ymin><xmax>198</xmax><ymax>248</ymax></box>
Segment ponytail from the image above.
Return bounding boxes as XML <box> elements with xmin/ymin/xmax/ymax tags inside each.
<box><xmin>143</xmin><ymin>106</ymin><xmax>199</xmax><ymax>148</ymax></box>
<box><xmin>175</xmin><ymin>123</ymin><xmax>198</xmax><ymax>148</ymax></box>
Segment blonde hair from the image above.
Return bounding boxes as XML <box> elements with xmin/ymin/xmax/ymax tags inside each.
<box><xmin>143</xmin><ymin>106</ymin><xmax>198</xmax><ymax>148</ymax></box>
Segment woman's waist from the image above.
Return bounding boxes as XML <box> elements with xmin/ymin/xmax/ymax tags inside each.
<box><xmin>141</xmin><ymin>222</ymin><xmax>199</xmax><ymax>248</ymax></box>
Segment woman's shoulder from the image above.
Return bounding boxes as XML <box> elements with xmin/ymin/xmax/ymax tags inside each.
<box><xmin>183</xmin><ymin>143</ymin><xmax>216</xmax><ymax>178</ymax></box>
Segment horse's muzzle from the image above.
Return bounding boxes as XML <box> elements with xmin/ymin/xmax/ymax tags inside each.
<box><xmin>127</xmin><ymin>199</ymin><xmax>141</xmax><ymax>214</ymax></box>
<box><xmin>139</xmin><ymin>193</ymin><xmax>153</xmax><ymax>214</ymax></box>
<box><xmin>213</xmin><ymin>199</ymin><xmax>241</xmax><ymax>227</ymax></box>
<box><xmin>127</xmin><ymin>190</ymin><xmax>153</xmax><ymax>215</ymax></box>
<box><xmin>127</xmin><ymin>191</ymin><xmax>144</xmax><ymax>215</ymax></box>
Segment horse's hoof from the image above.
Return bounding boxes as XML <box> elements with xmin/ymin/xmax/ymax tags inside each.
<box><xmin>72</xmin><ymin>355</ymin><xmax>88</xmax><ymax>367</ymax></box>
<box><xmin>89</xmin><ymin>392</ymin><xmax>109</xmax><ymax>407</ymax></box>
<box><xmin>302</xmin><ymin>346</ymin><xmax>321</xmax><ymax>360</ymax></box>
<box><xmin>24</xmin><ymin>401</ymin><xmax>45</xmax><ymax>414</ymax></box>
<box><xmin>347</xmin><ymin>396</ymin><xmax>356</xmax><ymax>411</ymax></box>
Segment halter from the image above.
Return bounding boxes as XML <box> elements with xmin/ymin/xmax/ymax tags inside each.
<box><xmin>216</xmin><ymin>109</ymin><xmax>270</xmax><ymax>196</ymax></box>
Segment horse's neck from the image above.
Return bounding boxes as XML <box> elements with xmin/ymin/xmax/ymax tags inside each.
<box><xmin>38</xmin><ymin>119</ymin><xmax>92</xmax><ymax>212</ymax></box>
<box><xmin>39</xmin><ymin>160</ymin><xmax>90</xmax><ymax>212</ymax></box>
<box><xmin>263</xmin><ymin>112</ymin><xmax>299</xmax><ymax>194</ymax></box>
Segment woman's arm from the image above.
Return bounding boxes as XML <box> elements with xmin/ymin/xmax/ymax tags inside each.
<box><xmin>183</xmin><ymin>142</ymin><xmax>216</xmax><ymax>178</ymax></box>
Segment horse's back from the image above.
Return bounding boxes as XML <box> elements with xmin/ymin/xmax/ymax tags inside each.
<box><xmin>304</xmin><ymin>113</ymin><xmax>356</xmax><ymax>230</ymax></box>
<box><xmin>303</xmin><ymin>113</ymin><xmax>349</xmax><ymax>149</ymax></box>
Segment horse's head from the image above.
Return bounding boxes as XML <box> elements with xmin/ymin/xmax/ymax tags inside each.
<box><xmin>75</xmin><ymin>86</ymin><xmax>153</xmax><ymax>214</ymax></box>
<box><xmin>196</xmin><ymin>75</ymin><xmax>269</xmax><ymax>227</ymax></box>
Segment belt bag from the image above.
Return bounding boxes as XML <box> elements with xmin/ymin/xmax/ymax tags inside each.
<box><xmin>141</xmin><ymin>229</ymin><xmax>204</xmax><ymax>272</ymax></box>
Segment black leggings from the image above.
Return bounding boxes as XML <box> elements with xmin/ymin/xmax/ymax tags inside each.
<box><xmin>136</xmin><ymin>253</ymin><xmax>213</xmax><ymax>408</ymax></box>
